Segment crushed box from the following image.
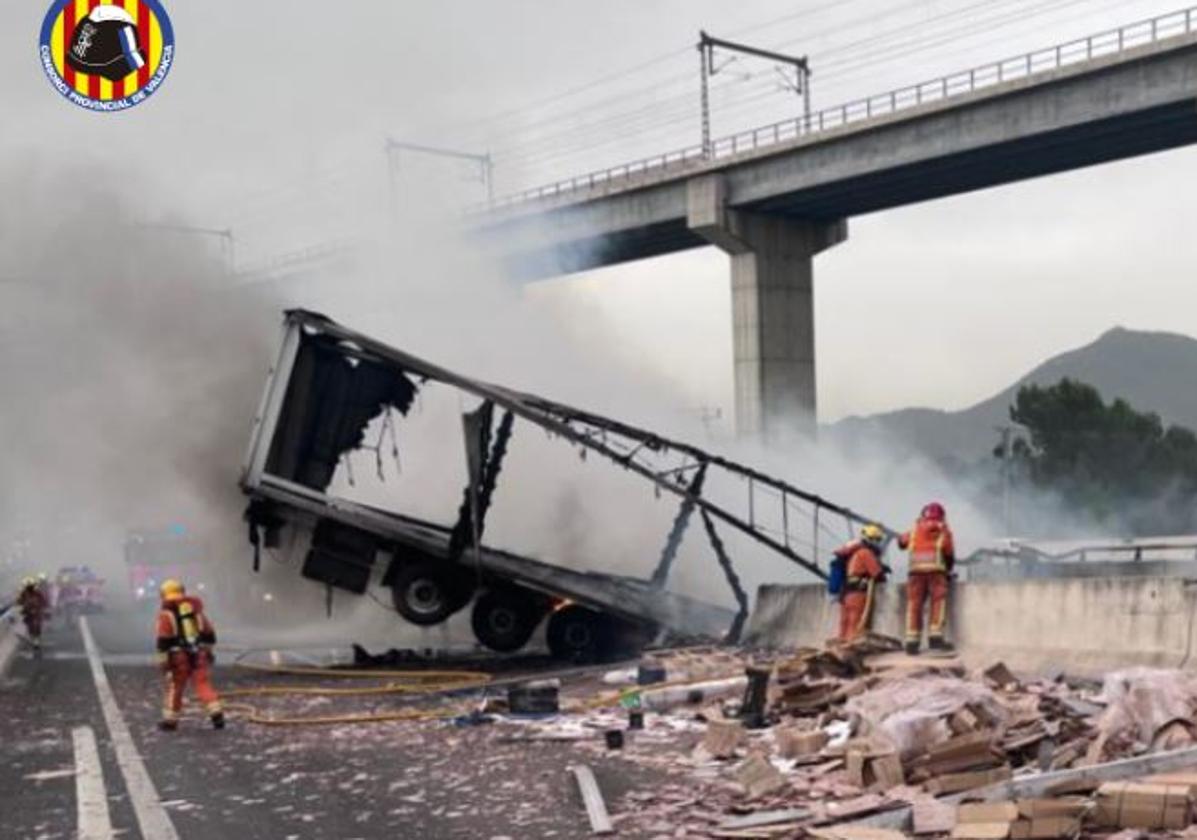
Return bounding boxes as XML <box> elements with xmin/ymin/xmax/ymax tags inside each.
<box><xmin>1094</xmin><ymin>782</ymin><xmax>1190</xmax><ymax>830</ymax></box>
<box><xmin>777</xmin><ymin>726</ymin><xmax>829</xmax><ymax>759</ymax></box>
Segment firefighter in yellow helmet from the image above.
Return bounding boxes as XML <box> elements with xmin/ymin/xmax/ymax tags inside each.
<box><xmin>155</xmin><ymin>579</ymin><xmax>224</xmax><ymax>731</ymax></box>
<box><xmin>832</xmin><ymin>524</ymin><xmax>888</xmax><ymax>642</ymax></box>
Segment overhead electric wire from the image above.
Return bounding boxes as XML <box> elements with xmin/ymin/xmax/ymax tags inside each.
<box><xmin>814</xmin><ymin>0</ymin><xmax>1097</xmax><ymax>76</ymax></box>
<box><xmin>523</xmin><ymin>0</ymin><xmax>1133</xmax><ymax>176</ymax></box>
<box><xmin>222</xmin><ymin>0</ymin><xmax>1166</xmax><ymax>229</ymax></box>
<box><xmin>441</xmin><ymin>0</ymin><xmax>946</xmax><ymax>158</ymax></box>
<box><xmin>449</xmin><ymin>0</ymin><xmax>969</xmax><ymax>155</ymax></box>
<box><xmin>485</xmin><ymin>0</ymin><xmax>1096</xmax><ymax>171</ymax></box>
<box><xmin>813</xmin><ymin>0</ymin><xmax>1152</xmax><ymax>85</ymax></box>
<box><xmin>683</xmin><ymin>0</ymin><xmax>1101</xmax><ymax>137</ymax></box>
<box><xmin>224</xmin><ymin>0</ymin><xmax>1068</xmax><ymax>219</ymax></box>
<box><xmin>491</xmin><ymin>0</ymin><xmax>1099</xmax><ymax>176</ymax></box>
<box><xmin>434</xmin><ymin>0</ymin><xmax>870</xmax><ymax>141</ymax></box>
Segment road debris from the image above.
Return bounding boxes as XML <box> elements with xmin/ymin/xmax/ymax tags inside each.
<box><xmin>176</xmin><ymin>636</ymin><xmax>1197</xmax><ymax>838</ymax></box>
<box><xmin>570</xmin><ymin>764</ymin><xmax>615</xmax><ymax>835</ymax></box>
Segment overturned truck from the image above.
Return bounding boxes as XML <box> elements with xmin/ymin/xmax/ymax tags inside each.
<box><xmin>240</xmin><ymin>310</ymin><xmax>884</xmax><ymax>660</ymax></box>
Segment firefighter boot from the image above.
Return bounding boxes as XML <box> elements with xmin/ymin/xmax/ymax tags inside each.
<box><xmin>929</xmin><ymin>636</ymin><xmax>955</xmax><ymax>653</ymax></box>
<box><xmin>211</xmin><ymin>712</ymin><xmax>226</xmax><ymax>730</ymax></box>
<box><xmin>904</xmin><ymin>640</ymin><xmax>920</xmax><ymax>656</ymax></box>
<box><xmin>158</xmin><ymin>720</ymin><xmax>178</xmax><ymax>732</ymax></box>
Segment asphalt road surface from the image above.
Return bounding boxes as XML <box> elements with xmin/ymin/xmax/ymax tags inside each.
<box><xmin>0</xmin><ymin>615</ymin><xmax>675</xmax><ymax>840</ymax></box>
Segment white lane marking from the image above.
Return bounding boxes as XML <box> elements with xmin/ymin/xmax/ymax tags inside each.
<box><xmin>0</xmin><ymin>615</ymin><xmax>20</xmax><ymax>679</ymax></box>
<box><xmin>80</xmin><ymin>617</ymin><xmax>181</xmax><ymax>840</ymax></box>
<box><xmin>73</xmin><ymin>726</ymin><xmax>115</xmax><ymax>840</ymax></box>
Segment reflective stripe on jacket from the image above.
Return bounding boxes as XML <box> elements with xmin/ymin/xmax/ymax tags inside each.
<box><xmin>899</xmin><ymin>519</ymin><xmax>955</xmax><ymax>573</ymax></box>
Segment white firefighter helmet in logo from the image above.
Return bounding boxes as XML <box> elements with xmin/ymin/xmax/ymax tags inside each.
<box><xmin>67</xmin><ymin>6</ymin><xmax>146</xmax><ymax>82</ymax></box>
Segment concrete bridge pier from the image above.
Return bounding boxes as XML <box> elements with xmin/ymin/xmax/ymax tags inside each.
<box><xmin>687</xmin><ymin>174</ymin><xmax>847</xmax><ymax>440</ymax></box>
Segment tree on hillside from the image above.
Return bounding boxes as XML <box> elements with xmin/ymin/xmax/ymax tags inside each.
<box><xmin>999</xmin><ymin>378</ymin><xmax>1197</xmax><ymax>535</ymax></box>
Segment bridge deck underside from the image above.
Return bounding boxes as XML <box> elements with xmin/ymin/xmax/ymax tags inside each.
<box><xmin>501</xmin><ymin>99</ymin><xmax>1197</xmax><ymax>278</ymax></box>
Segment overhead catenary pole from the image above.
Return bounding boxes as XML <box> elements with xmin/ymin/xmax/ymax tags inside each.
<box><xmin>135</xmin><ymin>222</ymin><xmax>236</xmax><ymax>274</ymax></box>
<box><xmin>699</xmin><ymin>36</ymin><xmax>713</xmax><ymax>158</ymax></box>
<box><xmin>697</xmin><ymin>30</ymin><xmax>811</xmax><ymax>154</ymax></box>
<box><xmin>384</xmin><ymin>138</ymin><xmax>494</xmax><ymax>209</ymax></box>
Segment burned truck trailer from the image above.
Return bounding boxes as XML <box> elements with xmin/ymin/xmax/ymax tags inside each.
<box><xmin>240</xmin><ymin>311</ymin><xmax>886</xmax><ymax>659</ymax></box>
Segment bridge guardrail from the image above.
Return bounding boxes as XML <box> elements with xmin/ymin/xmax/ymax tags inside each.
<box><xmin>473</xmin><ymin>5</ymin><xmax>1197</xmax><ymax>214</ymax></box>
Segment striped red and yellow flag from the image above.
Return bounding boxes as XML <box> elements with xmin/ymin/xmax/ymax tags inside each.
<box><xmin>49</xmin><ymin>0</ymin><xmax>165</xmax><ymax>101</ymax></box>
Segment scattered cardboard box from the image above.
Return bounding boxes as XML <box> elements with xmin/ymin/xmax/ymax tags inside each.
<box><xmin>912</xmin><ymin>799</ymin><xmax>957</xmax><ymax>835</ymax></box>
<box><xmin>951</xmin><ymin>822</ymin><xmax>1011</xmax><ymax>839</ymax></box>
<box><xmin>734</xmin><ymin>754</ymin><xmax>788</xmax><ymax>799</ymax></box>
<box><xmin>914</xmin><ymin>731</ymin><xmax>1002</xmax><ymax>777</ymax></box>
<box><xmin>844</xmin><ymin>739</ymin><xmax>904</xmax><ymax>791</ymax></box>
<box><xmin>1015</xmin><ymin>799</ymin><xmax>1087</xmax><ymax>820</ymax></box>
<box><xmin>950</xmin><ymin>708</ymin><xmax>980</xmax><ymax>734</ymax></box>
<box><xmin>870</xmin><ymin>753</ymin><xmax>905</xmax><ymax>790</ymax></box>
<box><xmin>705</xmin><ymin>720</ymin><xmax>746</xmax><ymax>759</ymax></box>
<box><xmin>925</xmin><ymin>765</ymin><xmax>1012</xmax><ymax>795</ymax></box>
<box><xmin>1142</xmin><ymin>771</ymin><xmax>1197</xmax><ymax>796</ymax></box>
<box><xmin>1008</xmin><ymin>816</ymin><xmax>1081</xmax><ymax>839</ymax></box>
<box><xmin>1094</xmin><ymin>782</ymin><xmax>1191</xmax><ymax>830</ymax></box>
<box><xmin>808</xmin><ymin>827</ymin><xmax>908</xmax><ymax>840</ymax></box>
<box><xmin>821</xmin><ymin>793</ymin><xmax>887</xmax><ymax>822</ymax></box>
<box><xmin>958</xmin><ymin>803</ymin><xmax>1019</xmax><ymax>823</ymax></box>
<box><xmin>777</xmin><ymin>726</ymin><xmax>829</xmax><ymax>759</ymax></box>
<box><xmin>954</xmin><ymin>799</ymin><xmax>1085</xmax><ymax>840</ymax></box>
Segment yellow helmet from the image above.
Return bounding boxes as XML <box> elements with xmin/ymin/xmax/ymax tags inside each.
<box><xmin>21</xmin><ymin>576</ymin><xmax>36</xmax><ymax>589</ymax></box>
<box><xmin>160</xmin><ymin>579</ymin><xmax>185</xmax><ymax>602</ymax></box>
<box><xmin>861</xmin><ymin>524</ymin><xmax>886</xmax><ymax>545</ymax></box>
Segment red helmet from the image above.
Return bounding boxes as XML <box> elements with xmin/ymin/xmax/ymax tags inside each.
<box><xmin>921</xmin><ymin>502</ymin><xmax>946</xmax><ymax>522</ymax></box>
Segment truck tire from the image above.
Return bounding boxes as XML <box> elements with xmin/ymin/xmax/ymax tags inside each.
<box><xmin>546</xmin><ymin>605</ymin><xmax>606</xmax><ymax>662</ymax></box>
<box><xmin>390</xmin><ymin>563</ymin><xmax>471</xmax><ymax>626</ymax></box>
<box><xmin>471</xmin><ymin>587</ymin><xmax>543</xmax><ymax>653</ymax></box>
<box><xmin>604</xmin><ymin>615</ymin><xmax>655</xmax><ymax>661</ymax></box>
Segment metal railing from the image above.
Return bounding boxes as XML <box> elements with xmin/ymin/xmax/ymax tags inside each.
<box><xmin>474</xmin><ymin>5</ymin><xmax>1197</xmax><ymax>214</ymax></box>
<box><xmin>234</xmin><ymin>238</ymin><xmax>356</xmax><ymax>282</ymax></box>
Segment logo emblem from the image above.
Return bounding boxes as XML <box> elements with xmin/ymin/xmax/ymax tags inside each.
<box><xmin>39</xmin><ymin>0</ymin><xmax>175</xmax><ymax>112</ymax></box>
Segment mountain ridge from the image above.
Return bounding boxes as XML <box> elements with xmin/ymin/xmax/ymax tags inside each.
<box><xmin>828</xmin><ymin>327</ymin><xmax>1197</xmax><ymax>466</ymax></box>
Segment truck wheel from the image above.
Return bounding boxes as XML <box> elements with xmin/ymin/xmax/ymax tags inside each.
<box><xmin>546</xmin><ymin>605</ymin><xmax>606</xmax><ymax>662</ymax></box>
<box><xmin>604</xmin><ymin>616</ymin><xmax>654</xmax><ymax>661</ymax></box>
<box><xmin>471</xmin><ymin>588</ymin><xmax>542</xmax><ymax>653</ymax></box>
<box><xmin>391</xmin><ymin>563</ymin><xmax>467</xmax><ymax>626</ymax></box>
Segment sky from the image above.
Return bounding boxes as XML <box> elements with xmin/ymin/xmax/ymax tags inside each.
<box><xmin>4</xmin><ymin>0</ymin><xmax>1195</xmax><ymax>426</ymax></box>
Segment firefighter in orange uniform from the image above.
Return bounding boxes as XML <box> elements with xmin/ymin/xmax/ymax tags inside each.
<box><xmin>17</xmin><ymin>577</ymin><xmax>49</xmax><ymax>649</ymax></box>
<box><xmin>898</xmin><ymin>502</ymin><xmax>955</xmax><ymax>655</ymax></box>
<box><xmin>156</xmin><ymin>579</ymin><xmax>225</xmax><ymax>731</ymax></box>
<box><xmin>835</xmin><ymin>524</ymin><xmax>888</xmax><ymax>643</ymax></box>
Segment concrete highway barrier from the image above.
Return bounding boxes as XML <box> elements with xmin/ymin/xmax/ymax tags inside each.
<box><xmin>744</xmin><ymin>575</ymin><xmax>1197</xmax><ymax>674</ymax></box>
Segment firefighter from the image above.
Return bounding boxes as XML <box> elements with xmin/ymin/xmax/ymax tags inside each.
<box><xmin>17</xmin><ymin>577</ymin><xmax>49</xmax><ymax>649</ymax></box>
<box><xmin>898</xmin><ymin>502</ymin><xmax>956</xmax><ymax>655</ymax></box>
<box><xmin>156</xmin><ymin>579</ymin><xmax>225</xmax><ymax>731</ymax></box>
<box><xmin>835</xmin><ymin>524</ymin><xmax>888</xmax><ymax>643</ymax></box>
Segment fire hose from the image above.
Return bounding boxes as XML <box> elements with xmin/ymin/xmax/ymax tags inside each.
<box><xmin>210</xmin><ymin>660</ymin><xmax>493</xmax><ymax>727</ymax></box>
<box><xmin>186</xmin><ymin>654</ymin><xmax>747</xmax><ymax>727</ymax></box>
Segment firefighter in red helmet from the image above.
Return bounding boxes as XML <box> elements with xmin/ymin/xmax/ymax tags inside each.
<box><xmin>898</xmin><ymin>502</ymin><xmax>955</xmax><ymax>655</ymax></box>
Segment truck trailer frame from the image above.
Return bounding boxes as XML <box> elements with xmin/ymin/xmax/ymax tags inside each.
<box><xmin>240</xmin><ymin>310</ymin><xmax>887</xmax><ymax>659</ymax></box>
